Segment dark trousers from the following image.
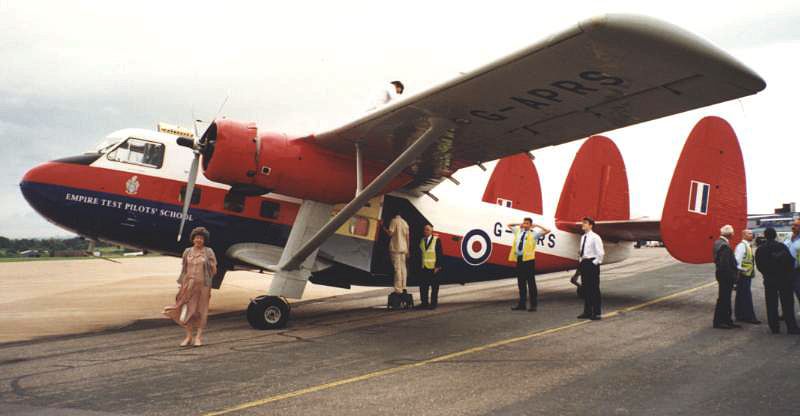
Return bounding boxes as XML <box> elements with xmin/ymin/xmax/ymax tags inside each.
<box><xmin>794</xmin><ymin>269</ymin><xmax>800</xmax><ymax>305</ymax></box>
<box><xmin>734</xmin><ymin>276</ymin><xmax>757</xmax><ymax>321</ymax></box>
<box><xmin>764</xmin><ymin>277</ymin><xmax>798</xmax><ymax>333</ymax></box>
<box><xmin>515</xmin><ymin>257</ymin><xmax>537</xmax><ymax>308</ymax></box>
<box><xmin>579</xmin><ymin>259</ymin><xmax>601</xmax><ymax>317</ymax></box>
<box><xmin>714</xmin><ymin>274</ymin><xmax>734</xmax><ymax>326</ymax></box>
<box><xmin>418</xmin><ymin>268</ymin><xmax>439</xmax><ymax>306</ymax></box>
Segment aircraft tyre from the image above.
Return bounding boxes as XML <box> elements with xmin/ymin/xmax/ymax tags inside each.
<box><xmin>247</xmin><ymin>296</ymin><xmax>290</xmax><ymax>330</ymax></box>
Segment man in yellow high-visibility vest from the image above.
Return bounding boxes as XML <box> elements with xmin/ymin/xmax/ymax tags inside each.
<box><xmin>734</xmin><ymin>229</ymin><xmax>761</xmax><ymax>324</ymax></box>
<box><xmin>507</xmin><ymin>217</ymin><xmax>551</xmax><ymax>311</ymax></box>
<box><xmin>417</xmin><ymin>223</ymin><xmax>443</xmax><ymax>309</ymax></box>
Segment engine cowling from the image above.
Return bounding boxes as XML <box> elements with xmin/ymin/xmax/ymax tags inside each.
<box><xmin>202</xmin><ymin>119</ymin><xmax>412</xmax><ymax>203</ymax></box>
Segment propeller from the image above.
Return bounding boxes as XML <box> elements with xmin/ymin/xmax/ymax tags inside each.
<box><xmin>175</xmin><ymin>97</ymin><xmax>228</xmax><ymax>242</ymax></box>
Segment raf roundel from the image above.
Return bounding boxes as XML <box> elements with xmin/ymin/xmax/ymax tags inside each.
<box><xmin>461</xmin><ymin>229</ymin><xmax>493</xmax><ymax>266</ymax></box>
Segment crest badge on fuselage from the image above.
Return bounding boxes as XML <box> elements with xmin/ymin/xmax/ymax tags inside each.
<box><xmin>125</xmin><ymin>175</ymin><xmax>140</xmax><ymax>195</ymax></box>
<box><xmin>461</xmin><ymin>229</ymin><xmax>492</xmax><ymax>266</ymax></box>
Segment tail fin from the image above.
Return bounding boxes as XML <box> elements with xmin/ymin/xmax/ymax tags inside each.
<box><xmin>482</xmin><ymin>153</ymin><xmax>543</xmax><ymax>214</ymax></box>
<box><xmin>556</xmin><ymin>136</ymin><xmax>630</xmax><ymax>226</ymax></box>
<box><xmin>661</xmin><ymin>116</ymin><xmax>747</xmax><ymax>264</ymax></box>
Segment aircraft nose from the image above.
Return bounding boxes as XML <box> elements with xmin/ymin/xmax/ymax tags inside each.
<box><xmin>20</xmin><ymin>161</ymin><xmax>58</xmax><ymax>217</ymax></box>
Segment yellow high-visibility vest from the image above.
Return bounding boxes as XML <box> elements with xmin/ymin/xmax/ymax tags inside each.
<box><xmin>508</xmin><ymin>228</ymin><xmax>536</xmax><ymax>262</ymax></box>
<box><xmin>420</xmin><ymin>236</ymin><xmax>438</xmax><ymax>270</ymax></box>
<box><xmin>741</xmin><ymin>242</ymin><xmax>754</xmax><ymax>278</ymax></box>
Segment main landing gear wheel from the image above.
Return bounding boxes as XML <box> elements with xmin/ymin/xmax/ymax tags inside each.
<box><xmin>247</xmin><ymin>296</ymin><xmax>290</xmax><ymax>330</ymax></box>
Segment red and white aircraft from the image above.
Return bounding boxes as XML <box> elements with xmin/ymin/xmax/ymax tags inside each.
<box><xmin>20</xmin><ymin>15</ymin><xmax>764</xmax><ymax>329</ymax></box>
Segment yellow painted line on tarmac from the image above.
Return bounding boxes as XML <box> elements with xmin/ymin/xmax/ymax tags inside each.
<box><xmin>203</xmin><ymin>280</ymin><xmax>716</xmax><ymax>416</ymax></box>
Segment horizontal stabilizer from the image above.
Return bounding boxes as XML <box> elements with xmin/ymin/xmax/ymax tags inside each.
<box><xmin>557</xmin><ymin>218</ymin><xmax>661</xmax><ymax>242</ymax></box>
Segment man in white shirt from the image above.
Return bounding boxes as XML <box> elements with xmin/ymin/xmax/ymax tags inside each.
<box><xmin>734</xmin><ymin>229</ymin><xmax>761</xmax><ymax>324</ymax></box>
<box><xmin>384</xmin><ymin>213</ymin><xmax>410</xmax><ymax>293</ymax></box>
<box><xmin>370</xmin><ymin>81</ymin><xmax>404</xmax><ymax>111</ymax></box>
<box><xmin>577</xmin><ymin>217</ymin><xmax>605</xmax><ymax>320</ymax></box>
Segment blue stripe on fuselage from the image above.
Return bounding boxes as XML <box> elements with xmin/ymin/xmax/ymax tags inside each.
<box><xmin>19</xmin><ymin>181</ymin><xmax>291</xmax><ymax>259</ymax></box>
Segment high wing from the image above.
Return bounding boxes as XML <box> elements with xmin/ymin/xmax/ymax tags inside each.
<box><xmin>266</xmin><ymin>14</ymin><xmax>765</xmax><ymax>299</ymax></box>
<box><xmin>558</xmin><ymin>218</ymin><xmax>662</xmax><ymax>242</ymax></box>
<box><xmin>301</xmin><ymin>14</ymin><xmax>765</xmax><ymax>194</ymax></box>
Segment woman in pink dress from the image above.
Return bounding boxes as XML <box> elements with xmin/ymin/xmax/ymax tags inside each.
<box><xmin>163</xmin><ymin>227</ymin><xmax>217</xmax><ymax>346</ymax></box>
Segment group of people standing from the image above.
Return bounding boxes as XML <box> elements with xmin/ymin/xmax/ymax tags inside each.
<box><xmin>713</xmin><ymin>219</ymin><xmax>800</xmax><ymax>334</ymax></box>
<box><xmin>385</xmin><ymin>213</ymin><xmax>606</xmax><ymax>319</ymax></box>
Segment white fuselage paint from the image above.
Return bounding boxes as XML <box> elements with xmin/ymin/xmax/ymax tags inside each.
<box><xmin>86</xmin><ymin>128</ymin><xmax>631</xmax><ymax>270</ymax></box>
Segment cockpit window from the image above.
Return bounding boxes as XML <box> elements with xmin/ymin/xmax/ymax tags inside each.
<box><xmin>106</xmin><ymin>138</ymin><xmax>165</xmax><ymax>169</ymax></box>
<box><xmin>94</xmin><ymin>140</ymin><xmax>121</xmax><ymax>154</ymax></box>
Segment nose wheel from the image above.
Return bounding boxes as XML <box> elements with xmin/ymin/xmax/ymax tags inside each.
<box><xmin>247</xmin><ymin>296</ymin><xmax>290</xmax><ymax>330</ymax></box>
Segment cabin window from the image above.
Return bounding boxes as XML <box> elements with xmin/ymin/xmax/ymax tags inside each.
<box><xmin>224</xmin><ymin>192</ymin><xmax>245</xmax><ymax>213</ymax></box>
<box><xmin>179</xmin><ymin>186</ymin><xmax>202</xmax><ymax>205</ymax></box>
<box><xmin>260</xmin><ymin>201</ymin><xmax>281</xmax><ymax>219</ymax></box>
<box><xmin>106</xmin><ymin>138</ymin><xmax>164</xmax><ymax>168</ymax></box>
<box><xmin>348</xmin><ymin>216</ymin><xmax>370</xmax><ymax>237</ymax></box>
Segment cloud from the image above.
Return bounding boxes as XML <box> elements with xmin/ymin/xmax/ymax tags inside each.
<box><xmin>1</xmin><ymin>1</ymin><xmax>798</xmax><ymax>237</ymax></box>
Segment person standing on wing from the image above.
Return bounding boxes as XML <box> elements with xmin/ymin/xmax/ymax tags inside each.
<box><xmin>369</xmin><ymin>80</ymin><xmax>405</xmax><ymax>111</ymax></box>
<box><xmin>507</xmin><ymin>217</ymin><xmax>551</xmax><ymax>312</ymax></box>
<box><xmin>577</xmin><ymin>217</ymin><xmax>604</xmax><ymax>320</ymax></box>
<box><xmin>734</xmin><ymin>229</ymin><xmax>760</xmax><ymax>324</ymax></box>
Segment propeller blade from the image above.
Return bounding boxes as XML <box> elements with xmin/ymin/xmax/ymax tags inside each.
<box><xmin>177</xmin><ymin>152</ymin><xmax>200</xmax><ymax>242</ymax></box>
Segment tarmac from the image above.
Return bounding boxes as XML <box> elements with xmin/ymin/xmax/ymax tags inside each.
<box><xmin>1</xmin><ymin>248</ymin><xmax>798</xmax><ymax>415</ymax></box>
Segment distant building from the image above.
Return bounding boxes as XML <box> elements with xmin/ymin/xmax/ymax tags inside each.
<box><xmin>748</xmin><ymin>202</ymin><xmax>797</xmax><ymax>242</ymax></box>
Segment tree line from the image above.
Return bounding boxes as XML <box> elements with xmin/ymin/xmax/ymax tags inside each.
<box><xmin>0</xmin><ymin>237</ymin><xmax>115</xmax><ymax>256</ymax></box>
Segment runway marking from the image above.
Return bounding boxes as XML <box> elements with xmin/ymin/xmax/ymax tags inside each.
<box><xmin>202</xmin><ymin>280</ymin><xmax>716</xmax><ymax>416</ymax></box>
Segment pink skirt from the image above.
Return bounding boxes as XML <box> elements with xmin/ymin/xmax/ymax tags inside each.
<box><xmin>163</xmin><ymin>278</ymin><xmax>211</xmax><ymax>328</ymax></box>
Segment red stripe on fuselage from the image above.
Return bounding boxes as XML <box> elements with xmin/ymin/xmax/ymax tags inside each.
<box><xmin>22</xmin><ymin>161</ymin><xmax>300</xmax><ymax>225</ymax></box>
<box><xmin>434</xmin><ymin>231</ymin><xmax>577</xmax><ymax>273</ymax></box>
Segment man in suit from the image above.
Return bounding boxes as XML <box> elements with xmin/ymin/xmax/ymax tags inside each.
<box><xmin>756</xmin><ymin>227</ymin><xmax>800</xmax><ymax>334</ymax></box>
<box><xmin>577</xmin><ymin>217</ymin><xmax>604</xmax><ymax>320</ymax></box>
<box><xmin>713</xmin><ymin>224</ymin><xmax>741</xmax><ymax>329</ymax></box>
<box><xmin>417</xmin><ymin>223</ymin><xmax>443</xmax><ymax>309</ymax></box>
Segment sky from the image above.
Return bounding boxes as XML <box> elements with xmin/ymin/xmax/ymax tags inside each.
<box><xmin>1</xmin><ymin>0</ymin><xmax>799</xmax><ymax>238</ymax></box>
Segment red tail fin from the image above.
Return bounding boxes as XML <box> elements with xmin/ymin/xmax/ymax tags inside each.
<box><xmin>482</xmin><ymin>153</ymin><xmax>543</xmax><ymax>214</ymax></box>
<box><xmin>556</xmin><ymin>136</ymin><xmax>630</xmax><ymax>226</ymax></box>
<box><xmin>661</xmin><ymin>116</ymin><xmax>747</xmax><ymax>264</ymax></box>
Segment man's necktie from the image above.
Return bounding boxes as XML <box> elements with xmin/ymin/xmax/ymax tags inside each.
<box><xmin>518</xmin><ymin>231</ymin><xmax>526</xmax><ymax>253</ymax></box>
<box><xmin>580</xmin><ymin>235</ymin><xmax>587</xmax><ymax>257</ymax></box>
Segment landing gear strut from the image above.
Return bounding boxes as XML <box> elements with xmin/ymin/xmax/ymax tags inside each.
<box><xmin>247</xmin><ymin>296</ymin><xmax>290</xmax><ymax>330</ymax></box>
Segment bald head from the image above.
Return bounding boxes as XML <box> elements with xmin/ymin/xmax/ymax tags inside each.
<box><xmin>742</xmin><ymin>229</ymin><xmax>753</xmax><ymax>241</ymax></box>
<box><xmin>793</xmin><ymin>219</ymin><xmax>800</xmax><ymax>237</ymax></box>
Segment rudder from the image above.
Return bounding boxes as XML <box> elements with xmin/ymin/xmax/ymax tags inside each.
<box><xmin>556</xmin><ymin>136</ymin><xmax>630</xmax><ymax>226</ymax></box>
<box><xmin>661</xmin><ymin>116</ymin><xmax>747</xmax><ymax>264</ymax></box>
<box><xmin>482</xmin><ymin>153</ymin><xmax>543</xmax><ymax>214</ymax></box>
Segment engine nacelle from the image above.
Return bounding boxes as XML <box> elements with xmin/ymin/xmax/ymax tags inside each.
<box><xmin>202</xmin><ymin>119</ymin><xmax>412</xmax><ymax>203</ymax></box>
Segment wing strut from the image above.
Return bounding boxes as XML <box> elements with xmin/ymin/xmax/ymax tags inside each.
<box><xmin>286</xmin><ymin>117</ymin><xmax>453</xmax><ymax>271</ymax></box>
<box><xmin>266</xmin><ymin>117</ymin><xmax>453</xmax><ymax>298</ymax></box>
